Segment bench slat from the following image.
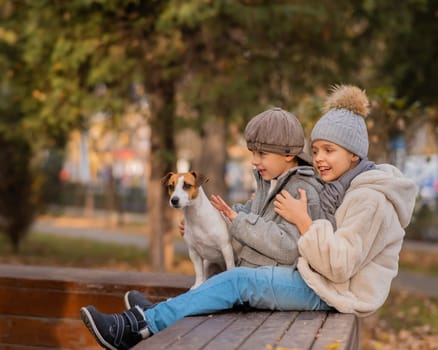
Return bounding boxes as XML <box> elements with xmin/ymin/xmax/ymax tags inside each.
<box><xmin>132</xmin><ymin>315</ymin><xmax>209</xmax><ymax>349</ymax></box>
<box><xmin>0</xmin><ymin>286</ymin><xmax>123</xmax><ymax>318</ymax></box>
<box><xmin>0</xmin><ymin>345</ymin><xmax>56</xmax><ymax>350</ymax></box>
<box><xmin>237</xmin><ymin>311</ymin><xmax>299</xmax><ymax>350</ymax></box>
<box><xmin>205</xmin><ymin>311</ymin><xmax>271</xmax><ymax>350</ymax></box>
<box><xmin>276</xmin><ymin>311</ymin><xmax>327</xmax><ymax>349</ymax></box>
<box><xmin>170</xmin><ymin>313</ymin><xmax>241</xmax><ymax>350</ymax></box>
<box><xmin>312</xmin><ymin>312</ymin><xmax>360</xmax><ymax>350</ymax></box>
<box><xmin>0</xmin><ymin>315</ymin><xmax>96</xmax><ymax>349</ymax></box>
<box><xmin>198</xmin><ymin>313</ymin><xmax>242</xmax><ymax>350</ymax></box>
<box><xmin>0</xmin><ymin>264</ymin><xmax>192</xmax><ymax>294</ymax></box>
<box><xmin>201</xmin><ymin>311</ymin><xmax>270</xmax><ymax>350</ymax></box>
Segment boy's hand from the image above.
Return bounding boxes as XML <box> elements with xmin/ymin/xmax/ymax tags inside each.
<box><xmin>179</xmin><ymin>219</ymin><xmax>184</xmax><ymax>236</ymax></box>
<box><xmin>274</xmin><ymin>188</ymin><xmax>312</xmax><ymax>235</ymax></box>
<box><xmin>210</xmin><ymin>194</ymin><xmax>237</xmax><ymax>221</ymax></box>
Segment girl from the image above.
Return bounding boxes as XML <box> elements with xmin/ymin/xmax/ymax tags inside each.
<box><xmin>80</xmin><ymin>85</ymin><xmax>417</xmax><ymax>350</ymax></box>
<box><xmin>274</xmin><ymin>85</ymin><xmax>418</xmax><ymax>316</ymax></box>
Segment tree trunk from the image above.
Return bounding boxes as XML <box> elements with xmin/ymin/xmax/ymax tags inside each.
<box><xmin>147</xmin><ymin>169</ymin><xmax>165</xmax><ymax>271</ymax></box>
<box><xmin>196</xmin><ymin>116</ymin><xmax>228</xmax><ymax>201</ymax></box>
<box><xmin>147</xmin><ymin>82</ymin><xmax>177</xmax><ymax>272</ymax></box>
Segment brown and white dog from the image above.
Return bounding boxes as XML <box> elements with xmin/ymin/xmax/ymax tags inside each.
<box><xmin>162</xmin><ymin>171</ymin><xmax>235</xmax><ymax>289</ymax></box>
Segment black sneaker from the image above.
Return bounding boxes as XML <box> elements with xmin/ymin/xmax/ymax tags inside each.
<box><xmin>80</xmin><ymin>305</ymin><xmax>150</xmax><ymax>350</ymax></box>
<box><xmin>124</xmin><ymin>290</ymin><xmax>153</xmax><ymax>310</ymax></box>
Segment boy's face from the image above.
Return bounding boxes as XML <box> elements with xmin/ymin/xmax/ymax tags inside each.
<box><xmin>312</xmin><ymin>140</ymin><xmax>360</xmax><ymax>182</ymax></box>
<box><xmin>251</xmin><ymin>151</ymin><xmax>295</xmax><ymax>180</ymax></box>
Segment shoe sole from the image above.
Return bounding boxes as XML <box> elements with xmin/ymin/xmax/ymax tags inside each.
<box><xmin>80</xmin><ymin>307</ymin><xmax>118</xmax><ymax>350</ymax></box>
<box><xmin>124</xmin><ymin>291</ymin><xmax>153</xmax><ymax>311</ymax></box>
<box><xmin>124</xmin><ymin>291</ymin><xmax>132</xmax><ymax>310</ymax></box>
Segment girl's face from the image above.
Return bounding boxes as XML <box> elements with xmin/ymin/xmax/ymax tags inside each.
<box><xmin>251</xmin><ymin>151</ymin><xmax>296</xmax><ymax>181</ymax></box>
<box><xmin>312</xmin><ymin>140</ymin><xmax>360</xmax><ymax>182</ymax></box>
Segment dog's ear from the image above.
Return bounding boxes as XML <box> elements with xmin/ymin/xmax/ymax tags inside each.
<box><xmin>161</xmin><ymin>172</ymin><xmax>174</xmax><ymax>185</ymax></box>
<box><xmin>191</xmin><ymin>171</ymin><xmax>209</xmax><ymax>186</ymax></box>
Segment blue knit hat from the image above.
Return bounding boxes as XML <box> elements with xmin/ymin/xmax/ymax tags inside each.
<box><xmin>311</xmin><ymin>85</ymin><xmax>370</xmax><ymax>159</ymax></box>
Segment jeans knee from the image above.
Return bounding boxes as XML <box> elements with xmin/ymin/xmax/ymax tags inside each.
<box><xmin>223</xmin><ymin>267</ymin><xmax>253</xmax><ymax>290</ymax></box>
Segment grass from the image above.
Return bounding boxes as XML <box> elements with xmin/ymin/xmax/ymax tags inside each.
<box><xmin>0</xmin><ymin>230</ymin><xmax>194</xmax><ymax>274</ymax></box>
<box><xmin>399</xmin><ymin>249</ymin><xmax>438</xmax><ymax>276</ymax></box>
<box><xmin>378</xmin><ymin>291</ymin><xmax>438</xmax><ymax>332</ymax></box>
<box><xmin>0</xmin><ymin>231</ymin><xmax>151</xmax><ymax>271</ymax></box>
<box><xmin>362</xmin><ymin>291</ymin><xmax>438</xmax><ymax>349</ymax></box>
<box><xmin>399</xmin><ymin>261</ymin><xmax>438</xmax><ymax>276</ymax></box>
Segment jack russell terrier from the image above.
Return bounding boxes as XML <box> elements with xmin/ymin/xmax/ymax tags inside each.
<box><xmin>162</xmin><ymin>171</ymin><xmax>235</xmax><ymax>289</ymax></box>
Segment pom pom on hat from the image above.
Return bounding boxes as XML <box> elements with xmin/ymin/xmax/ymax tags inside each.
<box><xmin>323</xmin><ymin>85</ymin><xmax>370</xmax><ymax>117</ymax></box>
<box><xmin>311</xmin><ymin>84</ymin><xmax>370</xmax><ymax>159</ymax></box>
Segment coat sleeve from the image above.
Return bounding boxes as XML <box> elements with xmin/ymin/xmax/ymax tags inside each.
<box><xmin>230</xmin><ymin>180</ymin><xmax>322</xmax><ymax>266</ymax></box>
<box><xmin>298</xmin><ymin>189</ymin><xmax>384</xmax><ymax>283</ymax></box>
<box><xmin>232</xmin><ymin>199</ymin><xmax>252</xmax><ymax>214</ymax></box>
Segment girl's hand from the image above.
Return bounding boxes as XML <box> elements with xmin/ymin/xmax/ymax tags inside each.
<box><xmin>210</xmin><ymin>194</ymin><xmax>237</xmax><ymax>221</ymax></box>
<box><xmin>274</xmin><ymin>188</ymin><xmax>312</xmax><ymax>235</ymax></box>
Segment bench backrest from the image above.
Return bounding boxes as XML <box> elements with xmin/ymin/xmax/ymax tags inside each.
<box><xmin>0</xmin><ymin>264</ymin><xmax>192</xmax><ymax>349</ymax></box>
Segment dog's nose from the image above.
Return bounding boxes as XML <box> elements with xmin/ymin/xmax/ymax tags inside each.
<box><xmin>171</xmin><ymin>197</ymin><xmax>179</xmax><ymax>206</ymax></box>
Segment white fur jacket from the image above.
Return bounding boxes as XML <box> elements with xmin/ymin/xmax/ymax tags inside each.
<box><xmin>297</xmin><ymin>164</ymin><xmax>418</xmax><ymax>317</ymax></box>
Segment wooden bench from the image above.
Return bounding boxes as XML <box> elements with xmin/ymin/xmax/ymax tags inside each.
<box><xmin>0</xmin><ymin>264</ymin><xmax>360</xmax><ymax>350</ymax></box>
<box><xmin>135</xmin><ymin>310</ymin><xmax>359</xmax><ymax>350</ymax></box>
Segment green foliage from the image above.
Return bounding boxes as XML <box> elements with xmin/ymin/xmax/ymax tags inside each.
<box><xmin>0</xmin><ymin>0</ymin><xmax>437</xmax><ymax>256</ymax></box>
<box><xmin>378</xmin><ymin>0</ymin><xmax>438</xmax><ymax>105</ymax></box>
<box><xmin>357</xmin><ymin>0</ymin><xmax>438</xmax><ymax>106</ymax></box>
<box><xmin>2</xmin><ymin>0</ymin><xmax>434</xmax><ymax>151</ymax></box>
<box><xmin>0</xmin><ymin>0</ymin><xmax>168</xmax><ymax>144</ymax></box>
<box><xmin>169</xmin><ymin>0</ymin><xmax>372</xmax><ymax>130</ymax></box>
<box><xmin>1</xmin><ymin>0</ymin><xmax>436</xmax><ymax>147</ymax></box>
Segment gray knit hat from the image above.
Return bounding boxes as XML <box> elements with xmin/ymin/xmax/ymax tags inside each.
<box><xmin>311</xmin><ymin>85</ymin><xmax>370</xmax><ymax>159</ymax></box>
<box><xmin>244</xmin><ymin>107</ymin><xmax>312</xmax><ymax>165</ymax></box>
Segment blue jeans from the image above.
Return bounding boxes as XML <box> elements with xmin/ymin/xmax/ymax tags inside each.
<box><xmin>144</xmin><ymin>266</ymin><xmax>333</xmax><ymax>334</ymax></box>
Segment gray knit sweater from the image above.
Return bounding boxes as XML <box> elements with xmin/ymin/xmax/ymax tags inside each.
<box><xmin>231</xmin><ymin>166</ymin><xmax>324</xmax><ymax>268</ymax></box>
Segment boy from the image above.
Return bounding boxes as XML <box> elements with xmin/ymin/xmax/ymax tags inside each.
<box><xmin>80</xmin><ymin>107</ymin><xmax>325</xmax><ymax>350</ymax></box>
<box><xmin>215</xmin><ymin>107</ymin><xmax>328</xmax><ymax>269</ymax></box>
